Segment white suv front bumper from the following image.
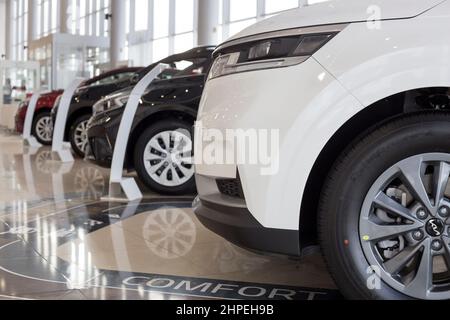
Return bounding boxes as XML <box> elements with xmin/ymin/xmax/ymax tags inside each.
<box><xmin>194</xmin><ymin>57</ymin><xmax>360</xmax><ymax>233</ymax></box>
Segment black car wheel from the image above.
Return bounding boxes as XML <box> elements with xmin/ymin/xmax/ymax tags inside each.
<box><xmin>32</xmin><ymin>111</ymin><xmax>53</xmax><ymax>145</ymax></box>
<box><xmin>134</xmin><ymin>119</ymin><xmax>196</xmax><ymax>195</ymax></box>
<box><xmin>69</xmin><ymin>114</ymin><xmax>91</xmax><ymax>158</ymax></box>
<box><xmin>319</xmin><ymin>113</ymin><xmax>450</xmax><ymax>300</ymax></box>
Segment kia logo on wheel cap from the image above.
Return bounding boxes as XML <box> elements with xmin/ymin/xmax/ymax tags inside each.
<box><xmin>426</xmin><ymin>219</ymin><xmax>445</xmax><ymax>237</ymax></box>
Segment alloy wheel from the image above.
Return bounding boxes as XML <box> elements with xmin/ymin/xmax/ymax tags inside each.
<box><xmin>360</xmin><ymin>153</ymin><xmax>450</xmax><ymax>300</ymax></box>
<box><xmin>143</xmin><ymin>130</ymin><xmax>194</xmax><ymax>187</ymax></box>
<box><xmin>35</xmin><ymin>116</ymin><xmax>53</xmax><ymax>143</ymax></box>
<box><xmin>74</xmin><ymin>120</ymin><xmax>89</xmax><ymax>155</ymax></box>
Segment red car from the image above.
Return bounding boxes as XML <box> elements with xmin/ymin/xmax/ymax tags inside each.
<box><xmin>15</xmin><ymin>90</ymin><xmax>63</xmax><ymax>145</ymax></box>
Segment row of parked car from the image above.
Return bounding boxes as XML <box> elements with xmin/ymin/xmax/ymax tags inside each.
<box><xmin>15</xmin><ymin>0</ymin><xmax>450</xmax><ymax>300</ymax></box>
<box><xmin>15</xmin><ymin>46</ymin><xmax>214</xmax><ymax>195</ymax></box>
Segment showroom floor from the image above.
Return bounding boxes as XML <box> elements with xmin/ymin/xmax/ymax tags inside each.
<box><xmin>0</xmin><ymin>131</ymin><xmax>339</xmax><ymax>300</ymax></box>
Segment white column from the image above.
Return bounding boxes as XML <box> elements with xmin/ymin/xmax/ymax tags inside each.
<box><xmin>27</xmin><ymin>0</ymin><xmax>38</xmax><ymax>41</ymax></box>
<box><xmin>110</xmin><ymin>0</ymin><xmax>127</xmax><ymax>68</ymax></box>
<box><xmin>0</xmin><ymin>1</ymin><xmax>4</xmax><ymax>58</ymax></box>
<box><xmin>59</xmin><ymin>0</ymin><xmax>70</xmax><ymax>34</ymax></box>
<box><xmin>197</xmin><ymin>0</ymin><xmax>220</xmax><ymax>46</ymax></box>
<box><xmin>5</xmin><ymin>0</ymin><xmax>12</xmax><ymax>59</ymax></box>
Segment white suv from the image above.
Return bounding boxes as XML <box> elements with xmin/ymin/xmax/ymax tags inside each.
<box><xmin>193</xmin><ymin>0</ymin><xmax>450</xmax><ymax>300</ymax></box>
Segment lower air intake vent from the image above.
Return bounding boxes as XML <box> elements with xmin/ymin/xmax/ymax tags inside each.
<box><xmin>216</xmin><ymin>177</ymin><xmax>245</xmax><ymax>199</ymax></box>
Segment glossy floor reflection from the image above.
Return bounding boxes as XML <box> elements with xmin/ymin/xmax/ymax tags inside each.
<box><xmin>0</xmin><ymin>132</ymin><xmax>339</xmax><ymax>300</ymax></box>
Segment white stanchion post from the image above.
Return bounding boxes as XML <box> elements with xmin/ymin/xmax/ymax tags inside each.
<box><xmin>103</xmin><ymin>64</ymin><xmax>168</xmax><ymax>202</ymax></box>
<box><xmin>51</xmin><ymin>78</ymin><xmax>86</xmax><ymax>163</ymax></box>
<box><xmin>23</xmin><ymin>91</ymin><xmax>43</xmax><ymax>148</ymax></box>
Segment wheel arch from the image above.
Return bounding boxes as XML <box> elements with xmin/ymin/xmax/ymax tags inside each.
<box><xmin>299</xmin><ymin>86</ymin><xmax>450</xmax><ymax>250</ymax></box>
<box><xmin>65</xmin><ymin>107</ymin><xmax>92</xmax><ymax>141</ymax></box>
<box><xmin>32</xmin><ymin>107</ymin><xmax>53</xmax><ymax>124</ymax></box>
<box><xmin>125</xmin><ymin>106</ymin><xmax>197</xmax><ymax>169</ymax></box>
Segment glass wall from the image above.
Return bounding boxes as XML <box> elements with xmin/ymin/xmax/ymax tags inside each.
<box><xmin>12</xmin><ymin>0</ymin><xmax>113</xmax><ymax>44</ymax></box>
<box><xmin>1</xmin><ymin>61</ymin><xmax>40</xmax><ymax>105</ymax></box>
<box><xmin>36</xmin><ymin>0</ymin><xmax>59</xmax><ymax>38</ymax></box>
<box><xmin>29</xmin><ymin>37</ymin><xmax>110</xmax><ymax>90</ymax></box>
<box><xmin>219</xmin><ymin>0</ymin><xmax>330</xmax><ymax>42</ymax></box>
<box><xmin>127</xmin><ymin>0</ymin><xmax>196</xmax><ymax>67</ymax></box>
<box><xmin>69</xmin><ymin>0</ymin><xmax>110</xmax><ymax>37</ymax></box>
<box><xmin>28</xmin><ymin>42</ymin><xmax>52</xmax><ymax>90</ymax></box>
<box><xmin>9</xmin><ymin>0</ymin><xmax>331</xmax><ymax>78</ymax></box>
<box><xmin>11</xmin><ymin>0</ymin><xmax>29</xmax><ymax>61</ymax></box>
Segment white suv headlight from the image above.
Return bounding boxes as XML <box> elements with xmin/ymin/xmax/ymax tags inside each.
<box><xmin>208</xmin><ymin>24</ymin><xmax>347</xmax><ymax>80</ymax></box>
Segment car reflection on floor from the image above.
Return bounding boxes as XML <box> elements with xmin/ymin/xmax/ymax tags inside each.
<box><xmin>0</xmin><ymin>134</ymin><xmax>339</xmax><ymax>300</ymax></box>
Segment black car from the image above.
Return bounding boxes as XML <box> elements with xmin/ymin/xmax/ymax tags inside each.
<box><xmin>87</xmin><ymin>46</ymin><xmax>214</xmax><ymax>195</ymax></box>
<box><xmin>51</xmin><ymin>66</ymin><xmax>143</xmax><ymax>157</ymax></box>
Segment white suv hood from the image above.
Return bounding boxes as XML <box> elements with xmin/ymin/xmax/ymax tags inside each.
<box><xmin>228</xmin><ymin>0</ymin><xmax>446</xmax><ymax>41</ymax></box>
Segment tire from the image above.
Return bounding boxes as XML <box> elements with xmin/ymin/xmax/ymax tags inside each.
<box><xmin>69</xmin><ymin>114</ymin><xmax>91</xmax><ymax>158</ymax></box>
<box><xmin>32</xmin><ymin>111</ymin><xmax>53</xmax><ymax>145</ymax></box>
<box><xmin>134</xmin><ymin>119</ymin><xmax>196</xmax><ymax>195</ymax></box>
<box><xmin>318</xmin><ymin>112</ymin><xmax>450</xmax><ymax>300</ymax></box>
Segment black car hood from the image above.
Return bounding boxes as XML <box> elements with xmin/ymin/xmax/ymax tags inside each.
<box><xmin>135</xmin><ymin>45</ymin><xmax>214</xmax><ymax>81</ymax></box>
<box><xmin>76</xmin><ymin>79</ymin><xmax>132</xmax><ymax>97</ymax></box>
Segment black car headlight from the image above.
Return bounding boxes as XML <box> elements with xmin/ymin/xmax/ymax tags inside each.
<box><xmin>208</xmin><ymin>24</ymin><xmax>347</xmax><ymax>80</ymax></box>
<box><xmin>93</xmin><ymin>95</ymin><xmax>130</xmax><ymax>115</ymax></box>
<box><xmin>92</xmin><ymin>99</ymin><xmax>106</xmax><ymax>115</ymax></box>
